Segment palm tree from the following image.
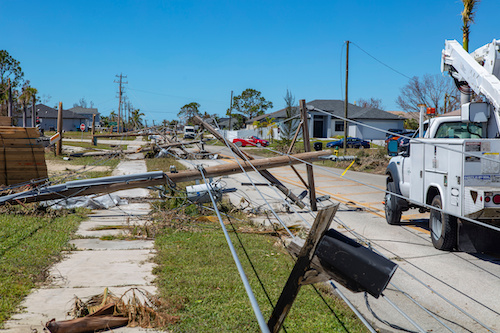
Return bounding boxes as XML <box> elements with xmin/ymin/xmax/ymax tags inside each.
<box><xmin>264</xmin><ymin>117</ymin><xmax>277</xmax><ymax>142</ymax></box>
<box><xmin>253</xmin><ymin>120</ymin><xmax>265</xmax><ymax>138</ymax></box>
<box><xmin>461</xmin><ymin>0</ymin><xmax>480</xmax><ymax>52</ymax></box>
<box><xmin>19</xmin><ymin>83</ymin><xmax>37</xmax><ymax>127</ymax></box>
<box><xmin>131</xmin><ymin>108</ymin><xmax>145</xmax><ymax>130</ymax></box>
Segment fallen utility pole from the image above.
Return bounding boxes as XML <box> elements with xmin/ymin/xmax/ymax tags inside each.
<box><xmin>0</xmin><ymin>150</ymin><xmax>329</xmax><ymax>206</ymax></box>
<box><xmin>70</xmin><ymin>139</ymin><xmax>207</xmax><ymax>157</ymax></box>
<box><xmin>192</xmin><ymin>116</ymin><xmax>307</xmax><ymax>208</ymax></box>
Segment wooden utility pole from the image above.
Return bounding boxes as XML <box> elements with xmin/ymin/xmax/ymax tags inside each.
<box><xmin>344</xmin><ymin>40</ymin><xmax>349</xmax><ymax>155</ymax></box>
<box><xmin>268</xmin><ymin>204</ymin><xmax>339</xmax><ymax>332</ymax></box>
<box><xmin>115</xmin><ymin>73</ymin><xmax>127</xmax><ymax>133</ymax></box>
<box><xmin>193</xmin><ymin>115</ymin><xmax>307</xmax><ymax>208</ymax></box>
<box><xmin>0</xmin><ymin>151</ymin><xmax>329</xmax><ymax>205</ymax></box>
<box><xmin>300</xmin><ymin>100</ymin><xmax>317</xmax><ymax>211</ymax></box>
<box><xmin>228</xmin><ymin>90</ymin><xmax>233</xmax><ymax>130</ymax></box>
<box><xmin>91</xmin><ymin>114</ymin><xmax>96</xmax><ymax>146</ymax></box>
<box><xmin>56</xmin><ymin>102</ymin><xmax>63</xmax><ymax>156</ymax></box>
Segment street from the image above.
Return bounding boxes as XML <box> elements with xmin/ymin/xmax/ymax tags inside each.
<box><xmin>181</xmin><ymin>145</ymin><xmax>500</xmax><ymax>333</ymax></box>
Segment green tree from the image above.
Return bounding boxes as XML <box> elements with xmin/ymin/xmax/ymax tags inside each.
<box><xmin>280</xmin><ymin>89</ymin><xmax>300</xmax><ymax>143</ymax></box>
<box><xmin>130</xmin><ymin>109</ymin><xmax>145</xmax><ymax>130</ymax></box>
<box><xmin>0</xmin><ymin>50</ymin><xmax>24</xmax><ymax>114</ymax></box>
<box><xmin>231</xmin><ymin>89</ymin><xmax>273</xmax><ymax>128</ymax></box>
<box><xmin>100</xmin><ymin>115</ymin><xmax>110</xmax><ymax>127</ymax></box>
<box><xmin>178</xmin><ymin>102</ymin><xmax>201</xmax><ymax>124</ymax></box>
<box><xmin>263</xmin><ymin>117</ymin><xmax>277</xmax><ymax>142</ymax></box>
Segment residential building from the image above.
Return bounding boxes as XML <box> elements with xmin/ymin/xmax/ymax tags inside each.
<box><xmin>14</xmin><ymin>104</ymin><xmax>89</xmax><ymax>132</ymax></box>
<box><xmin>247</xmin><ymin>99</ymin><xmax>405</xmax><ymax>140</ymax></box>
<box><xmin>68</xmin><ymin>106</ymin><xmax>101</xmax><ymax>128</ymax></box>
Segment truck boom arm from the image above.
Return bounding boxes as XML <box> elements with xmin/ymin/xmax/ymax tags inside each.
<box><xmin>441</xmin><ymin>39</ymin><xmax>500</xmax><ymax>112</ymax></box>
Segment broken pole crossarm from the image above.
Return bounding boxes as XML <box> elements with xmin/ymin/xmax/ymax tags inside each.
<box><xmin>267</xmin><ymin>204</ymin><xmax>339</xmax><ymax>333</ymax></box>
<box><xmin>0</xmin><ymin>151</ymin><xmax>329</xmax><ymax>206</ymax></box>
<box><xmin>192</xmin><ymin>115</ymin><xmax>307</xmax><ymax>208</ymax></box>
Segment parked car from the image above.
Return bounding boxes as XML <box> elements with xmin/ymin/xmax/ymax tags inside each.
<box><xmin>326</xmin><ymin>137</ymin><xmax>370</xmax><ymax>149</ymax></box>
<box><xmin>232</xmin><ymin>136</ymin><xmax>269</xmax><ymax>147</ymax></box>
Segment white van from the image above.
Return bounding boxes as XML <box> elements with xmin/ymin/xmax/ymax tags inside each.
<box><xmin>183</xmin><ymin>125</ymin><xmax>195</xmax><ymax>139</ymax></box>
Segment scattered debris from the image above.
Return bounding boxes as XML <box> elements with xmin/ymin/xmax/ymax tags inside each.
<box><xmin>42</xmin><ymin>193</ymin><xmax>128</xmax><ymax>210</ymax></box>
<box><xmin>45</xmin><ymin>288</ymin><xmax>179</xmax><ymax>333</ymax></box>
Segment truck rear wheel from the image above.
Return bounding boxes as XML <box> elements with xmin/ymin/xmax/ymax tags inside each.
<box><xmin>385</xmin><ymin>181</ymin><xmax>402</xmax><ymax>225</ymax></box>
<box><xmin>429</xmin><ymin>195</ymin><xmax>457</xmax><ymax>251</ymax></box>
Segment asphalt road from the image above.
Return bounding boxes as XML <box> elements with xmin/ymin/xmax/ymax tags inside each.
<box><xmin>180</xmin><ymin>145</ymin><xmax>500</xmax><ymax>333</ymax></box>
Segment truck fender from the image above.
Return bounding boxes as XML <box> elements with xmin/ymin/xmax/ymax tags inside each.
<box><xmin>386</xmin><ymin>162</ymin><xmax>402</xmax><ymax>195</ymax></box>
<box><xmin>426</xmin><ymin>184</ymin><xmax>443</xmax><ymax>206</ymax></box>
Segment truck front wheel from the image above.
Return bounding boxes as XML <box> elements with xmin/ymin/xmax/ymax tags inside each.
<box><xmin>385</xmin><ymin>181</ymin><xmax>402</xmax><ymax>225</ymax></box>
<box><xmin>429</xmin><ymin>195</ymin><xmax>457</xmax><ymax>251</ymax></box>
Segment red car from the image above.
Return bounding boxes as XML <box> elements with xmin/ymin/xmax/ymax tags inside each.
<box><xmin>232</xmin><ymin>136</ymin><xmax>269</xmax><ymax>147</ymax></box>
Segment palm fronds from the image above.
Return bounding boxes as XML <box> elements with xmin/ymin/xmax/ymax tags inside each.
<box><xmin>461</xmin><ymin>0</ymin><xmax>480</xmax><ymax>51</ymax></box>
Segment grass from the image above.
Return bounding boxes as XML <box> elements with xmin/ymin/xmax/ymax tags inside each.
<box><xmin>0</xmin><ymin>206</ymin><xmax>86</xmax><ymax>325</ymax></box>
<box><xmin>146</xmin><ymin>146</ymin><xmax>368</xmax><ymax>331</ymax></box>
<box><xmin>151</xmin><ymin>212</ymin><xmax>368</xmax><ymax>332</ymax></box>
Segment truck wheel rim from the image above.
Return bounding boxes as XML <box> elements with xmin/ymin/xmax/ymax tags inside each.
<box><xmin>431</xmin><ymin>211</ymin><xmax>442</xmax><ymax>239</ymax></box>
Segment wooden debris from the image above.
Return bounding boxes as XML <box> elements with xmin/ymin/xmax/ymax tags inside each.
<box><xmin>0</xmin><ymin>126</ymin><xmax>47</xmax><ymax>185</ymax></box>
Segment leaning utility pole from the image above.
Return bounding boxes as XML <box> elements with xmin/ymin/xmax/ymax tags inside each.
<box><xmin>344</xmin><ymin>40</ymin><xmax>349</xmax><ymax>155</ymax></box>
<box><xmin>114</xmin><ymin>73</ymin><xmax>128</xmax><ymax>133</ymax></box>
<box><xmin>300</xmin><ymin>99</ymin><xmax>317</xmax><ymax>211</ymax></box>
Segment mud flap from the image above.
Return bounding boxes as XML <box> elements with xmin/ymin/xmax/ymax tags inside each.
<box><xmin>457</xmin><ymin>219</ymin><xmax>500</xmax><ymax>253</ymax></box>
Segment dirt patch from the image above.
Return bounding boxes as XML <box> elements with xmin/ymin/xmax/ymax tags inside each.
<box><xmin>46</xmin><ymin>160</ymin><xmax>111</xmax><ymax>176</ymax></box>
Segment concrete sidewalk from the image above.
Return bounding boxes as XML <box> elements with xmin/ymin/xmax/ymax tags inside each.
<box><xmin>1</xmin><ymin>148</ymin><xmax>158</xmax><ymax>332</ymax></box>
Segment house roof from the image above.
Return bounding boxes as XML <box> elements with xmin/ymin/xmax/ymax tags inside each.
<box><xmin>247</xmin><ymin>100</ymin><xmax>401</xmax><ymax>123</ymax></box>
<box><xmin>69</xmin><ymin>106</ymin><xmax>100</xmax><ymax>115</ymax></box>
<box><xmin>35</xmin><ymin>104</ymin><xmax>85</xmax><ymax>119</ymax></box>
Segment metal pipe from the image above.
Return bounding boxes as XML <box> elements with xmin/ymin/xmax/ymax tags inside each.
<box><xmin>198</xmin><ymin>166</ymin><xmax>270</xmax><ymax>333</ymax></box>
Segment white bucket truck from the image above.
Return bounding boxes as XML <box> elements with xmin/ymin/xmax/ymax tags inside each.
<box><xmin>385</xmin><ymin>39</ymin><xmax>500</xmax><ymax>252</ymax></box>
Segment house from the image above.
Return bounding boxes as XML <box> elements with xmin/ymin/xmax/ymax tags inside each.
<box><xmin>247</xmin><ymin>100</ymin><xmax>405</xmax><ymax>140</ymax></box>
<box><xmin>14</xmin><ymin>104</ymin><xmax>89</xmax><ymax>132</ymax></box>
<box><xmin>68</xmin><ymin>106</ymin><xmax>101</xmax><ymax>128</ymax></box>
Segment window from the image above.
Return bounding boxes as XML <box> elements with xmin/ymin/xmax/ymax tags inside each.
<box><xmin>435</xmin><ymin>122</ymin><xmax>483</xmax><ymax>139</ymax></box>
<box><xmin>335</xmin><ymin>121</ymin><xmax>344</xmax><ymax>132</ymax></box>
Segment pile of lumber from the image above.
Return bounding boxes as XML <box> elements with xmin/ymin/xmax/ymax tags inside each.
<box><xmin>0</xmin><ymin>126</ymin><xmax>47</xmax><ymax>186</ymax></box>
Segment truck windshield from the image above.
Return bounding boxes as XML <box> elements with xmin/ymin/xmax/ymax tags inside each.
<box><xmin>435</xmin><ymin>122</ymin><xmax>483</xmax><ymax>139</ymax></box>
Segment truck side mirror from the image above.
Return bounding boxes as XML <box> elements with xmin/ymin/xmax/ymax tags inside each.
<box><xmin>387</xmin><ymin>140</ymin><xmax>398</xmax><ymax>156</ymax></box>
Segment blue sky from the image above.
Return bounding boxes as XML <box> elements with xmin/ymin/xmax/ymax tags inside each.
<box><xmin>1</xmin><ymin>0</ymin><xmax>498</xmax><ymax>125</ymax></box>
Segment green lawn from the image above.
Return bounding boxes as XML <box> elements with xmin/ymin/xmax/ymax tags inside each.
<box><xmin>0</xmin><ymin>207</ymin><xmax>86</xmax><ymax>325</ymax></box>
<box><xmin>146</xmin><ymin>156</ymin><xmax>368</xmax><ymax>332</ymax></box>
<box><xmin>152</xmin><ymin>215</ymin><xmax>368</xmax><ymax>332</ymax></box>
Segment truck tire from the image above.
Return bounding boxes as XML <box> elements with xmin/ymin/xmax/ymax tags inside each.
<box><xmin>385</xmin><ymin>181</ymin><xmax>402</xmax><ymax>225</ymax></box>
<box><xmin>429</xmin><ymin>195</ymin><xmax>457</xmax><ymax>251</ymax></box>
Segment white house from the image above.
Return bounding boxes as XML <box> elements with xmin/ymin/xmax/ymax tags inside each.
<box><xmin>247</xmin><ymin>100</ymin><xmax>405</xmax><ymax>140</ymax></box>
